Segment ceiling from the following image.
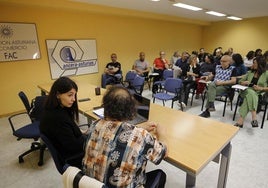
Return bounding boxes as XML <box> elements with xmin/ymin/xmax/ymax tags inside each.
<box><xmin>71</xmin><ymin>0</ymin><xmax>268</xmax><ymax>22</ymax></box>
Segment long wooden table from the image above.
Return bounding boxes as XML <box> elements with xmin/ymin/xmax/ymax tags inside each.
<box><xmin>38</xmin><ymin>81</ymin><xmax>239</xmax><ymax>188</ymax></box>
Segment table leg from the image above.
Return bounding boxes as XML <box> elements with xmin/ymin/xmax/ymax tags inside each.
<box><xmin>217</xmin><ymin>142</ymin><xmax>232</xmax><ymax>188</ymax></box>
<box><xmin>186</xmin><ymin>173</ymin><xmax>196</xmax><ymax>188</ymax></box>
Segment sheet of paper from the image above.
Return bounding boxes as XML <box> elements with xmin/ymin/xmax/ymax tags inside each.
<box><xmin>231</xmin><ymin>84</ymin><xmax>248</xmax><ymax>90</ymax></box>
<box><xmin>93</xmin><ymin>108</ymin><xmax>104</xmax><ymax>118</ymax></box>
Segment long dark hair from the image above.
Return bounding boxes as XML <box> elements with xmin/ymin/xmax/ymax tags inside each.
<box><xmin>252</xmin><ymin>56</ymin><xmax>267</xmax><ymax>76</ymax></box>
<box><xmin>103</xmin><ymin>86</ymin><xmax>136</xmax><ymax>121</ymax></box>
<box><xmin>45</xmin><ymin>77</ymin><xmax>79</xmax><ymax>121</ymax></box>
<box><xmin>232</xmin><ymin>53</ymin><xmax>244</xmax><ymax>66</ymax></box>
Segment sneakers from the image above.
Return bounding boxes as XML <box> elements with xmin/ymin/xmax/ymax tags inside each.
<box><xmin>181</xmin><ymin>102</ymin><xmax>186</xmax><ymax>108</ymax></box>
<box><xmin>208</xmin><ymin>102</ymin><xmax>216</xmax><ymax>112</ymax></box>
<box><xmin>199</xmin><ymin>110</ymin><xmax>210</xmax><ymax>118</ymax></box>
<box><xmin>251</xmin><ymin>120</ymin><xmax>259</xmax><ymax>128</ymax></box>
<box><xmin>177</xmin><ymin>102</ymin><xmax>186</xmax><ymax>110</ymax></box>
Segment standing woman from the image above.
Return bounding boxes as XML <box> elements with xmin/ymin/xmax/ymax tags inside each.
<box><xmin>40</xmin><ymin>77</ymin><xmax>86</xmax><ymax>168</ymax></box>
<box><xmin>234</xmin><ymin>56</ymin><xmax>268</xmax><ymax>128</ymax></box>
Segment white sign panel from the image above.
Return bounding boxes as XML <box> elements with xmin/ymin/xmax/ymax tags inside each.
<box><xmin>46</xmin><ymin>39</ymin><xmax>98</xmax><ymax>79</ymax></box>
<box><xmin>0</xmin><ymin>22</ymin><xmax>40</xmax><ymax>62</ymax></box>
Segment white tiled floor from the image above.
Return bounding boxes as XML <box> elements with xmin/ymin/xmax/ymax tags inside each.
<box><xmin>1</xmin><ymin>88</ymin><xmax>267</xmax><ymax>188</ymax></box>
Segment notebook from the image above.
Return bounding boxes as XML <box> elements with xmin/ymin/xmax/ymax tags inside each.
<box><xmin>92</xmin><ymin>93</ymin><xmax>150</xmax><ymax>125</ymax></box>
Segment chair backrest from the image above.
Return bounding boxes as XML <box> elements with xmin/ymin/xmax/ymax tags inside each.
<box><xmin>40</xmin><ymin>133</ymin><xmax>65</xmax><ymax>174</ymax></box>
<box><xmin>125</xmin><ymin>71</ymin><xmax>137</xmax><ymax>85</ymax></box>
<box><xmin>163</xmin><ymin>69</ymin><xmax>173</xmax><ymax>80</ymax></box>
<box><xmin>164</xmin><ymin>78</ymin><xmax>182</xmax><ymax>94</ymax></box>
<box><xmin>18</xmin><ymin>91</ymin><xmax>31</xmax><ymax>114</ymax></box>
<box><xmin>131</xmin><ymin>75</ymin><xmax>145</xmax><ymax>95</ymax></box>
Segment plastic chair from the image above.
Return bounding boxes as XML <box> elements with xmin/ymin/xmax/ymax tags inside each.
<box><xmin>40</xmin><ymin>133</ymin><xmax>85</xmax><ymax>174</ymax></box>
<box><xmin>201</xmin><ymin>88</ymin><xmax>234</xmax><ymax>117</ymax></box>
<box><xmin>123</xmin><ymin>71</ymin><xmax>138</xmax><ymax>87</ymax></box>
<box><xmin>233</xmin><ymin>92</ymin><xmax>268</xmax><ymax>128</ymax></box>
<box><xmin>153</xmin><ymin>78</ymin><xmax>183</xmax><ymax>108</ymax></box>
<box><xmin>127</xmin><ymin>75</ymin><xmax>145</xmax><ymax>95</ymax></box>
<box><xmin>152</xmin><ymin>69</ymin><xmax>173</xmax><ymax>94</ymax></box>
<box><xmin>8</xmin><ymin>91</ymin><xmax>46</xmax><ymax>166</ymax></box>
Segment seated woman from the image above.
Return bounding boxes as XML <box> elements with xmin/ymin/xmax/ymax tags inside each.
<box><xmin>234</xmin><ymin>56</ymin><xmax>268</xmax><ymax>128</ymax></box>
<box><xmin>82</xmin><ymin>86</ymin><xmax>167</xmax><ymax>188</ymax></box>
<box><xmin>180</xmin><ymin>54</ymin><xmax>200</xmax><ymax>107</ymax></box>
<box><xmin>231</xmin><ymin>53</ymin><xmax>247</xmax><ymax>78</ymax></box>
<box><xmin>40</xmin><ymin>77</ymin><xmax>87</xmax><ymax>168</ymax></box>
<box><xmin>195</xmin><ymin>53</ymin><xmax>216</xmax><ymax>99</ymax></box>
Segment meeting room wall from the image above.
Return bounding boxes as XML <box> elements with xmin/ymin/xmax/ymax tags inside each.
<box><xmin>202</xmin><ymin>16</ymin><xmax>268</xmax><ymax>56</ymax></box>
<box><xmin>0</xmin><ymin>2</ymin><xmax>204</xmax><ymax>116</ymax></box>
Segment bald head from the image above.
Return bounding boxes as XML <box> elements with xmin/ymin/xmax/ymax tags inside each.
<box><xmin>220</xmin><ymin>55</ymin><xmax>232</xmax><ymax>69</ymax></box>
<box><xmin>102</xmin><ymin>86</ymin><xmax>136</xmax><ymax>121</ymax></box>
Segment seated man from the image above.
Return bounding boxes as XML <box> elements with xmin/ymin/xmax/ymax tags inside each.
<box><xmin>104</xmin><ymin>53</ymin><xmax>122</xmax><ymax>86</ymax></box>
<box><xmin>132</xmin><ymin>51</ymin><xmax>149</xmax><ymax>77</ymax></box>
<box><xmin>153</xmin><ymin>51</ymin><xmax>169</xmax><ymax>82</ymax></box>
<box><xmin>199</xmin><ymin>55</ymin><xmax>237</xmax><ymax>118</ymax></box>
<box><xmin>82</xmin><ymin>86</ymin><xmax>167</xmax><ymax>188</ymax></box>
<box><xmin>175</xmin><ymin>51</ymin><xmax>189</xmax><ymax>78</ymax></box>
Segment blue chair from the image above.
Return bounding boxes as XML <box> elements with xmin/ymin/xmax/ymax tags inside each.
<box><xmin>123</xmin><ymin>71</ymin><xmax>138</xmax><ymax>87</ymax></box>
<box><xmin>152</xmin><ymin>69</ymin><xmax>173</xmax><ymax>94</ymax></box>
<box><xmin>8</xmin><ymin>91</ymin><xmax>46</xmax><ymax>166</ymax></box>
<box><xmin>40</xmin><ymin>133</ymin><xmax>84</xmax><ymax>174</ymax></box>
<box><xmin>127</xmin><ymin>75</ymin><xmax>145</xmax><ymax>95</ymax></box>
<box><xmin>153</xmin><ymin>78</ymin><xmax>183</xmax><ymax>109</ymax></box>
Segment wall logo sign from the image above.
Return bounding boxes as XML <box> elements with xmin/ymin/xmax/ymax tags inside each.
<box><xmin>0</xmin><ymin>22</ymin><xmax>40</xmax><ymax>62</ymax></box>
<box><xmin>46</xmin><ymin>39</ymin><xmax>98</xmax><ymax>79</ymax></box>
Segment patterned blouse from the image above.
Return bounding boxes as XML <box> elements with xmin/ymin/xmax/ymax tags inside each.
<box><xmin>82</xmin><ymin>119</ymin><xmax>167</xmax><ymax>188</ymax></box>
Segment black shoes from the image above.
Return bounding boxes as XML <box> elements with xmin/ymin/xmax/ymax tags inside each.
<box><xmin>199</xmin><ymin>110</ymin><xmax>210</xmax><ymax>118</ymax></box>
<box><xmin>234</xmin><ymin>123</ymin><xmax>243</xmax><ymax>128</ymax></box>
<box><xmin>234</xmin><ymin>120</ymin><xmax>258</xmax><ymax>128</ymax></box>
<box><xmin>251</xmin><ymin>120</ymin><xmax>259</xmax><ymax>128</ymax></box>
<box><xmin>208</xmin><ymin>102</ymin><xmax>216</xmax><ymax>112</ymax></box>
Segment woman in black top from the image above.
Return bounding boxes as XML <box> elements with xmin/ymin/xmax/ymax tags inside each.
<box><xmin>180</xmin><ymin>54</ymin><xmax>201</xmax><ymax>107</ymax></box>
<box><xmin>40</xmin><ymin>77</ymin><xmax>86</xmax><ymax>168</ymax></box>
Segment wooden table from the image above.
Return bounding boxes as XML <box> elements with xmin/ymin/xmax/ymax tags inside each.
<box><xmin>38</xmin><ymin>81</ymin><xmax>239</xmax><ymax>188</ymax></box>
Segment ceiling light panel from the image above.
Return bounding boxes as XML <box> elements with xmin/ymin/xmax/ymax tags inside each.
<box><xmin>206</xmin><ymin>11</ymin><xmax>226</xmax><ymax>17</ymax></box>
<box><xmin>227</xmin><ymin>16</ymin><xmax>242</xmax><ymax>20</ymax></box>
<box><xmin>173</xmin><ymin>3</ymin><xmax>202</xmax><ymax>11</ymax></box>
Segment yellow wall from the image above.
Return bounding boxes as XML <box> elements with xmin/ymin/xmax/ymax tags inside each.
<box><xmin>203</xmin><ymin>17</ymin><xmax>268</xmax><ymax>56</ymax></box>
<box><xmin>0</xmin><ymin>0</ymin><xmax>267</xmax><ymax>116</ymax></box>
<box><xmin>0</xmin><ymin>1</ymin><xmax>203</xmax><ymax>116</ymax></box>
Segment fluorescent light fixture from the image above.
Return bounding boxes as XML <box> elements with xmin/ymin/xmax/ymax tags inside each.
<box><xmin>173</xmin><ymin>3</ymin><xmax>202</xmax><ymax>11</ymax></box>
<box><xmin>206</xmin><ymin>11</ymin><xmax>226</xmax><ymax>17</ymax></box>
<box><xmin>227</xmin><ymin>16</ymin><xmax>242</xmax><ymax>20</ymax></box>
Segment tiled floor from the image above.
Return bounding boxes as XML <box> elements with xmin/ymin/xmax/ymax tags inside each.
<box><xmin>1</xmin><ymin>88</ymin><xmax>267</xmax><ymax>188</ymax></box>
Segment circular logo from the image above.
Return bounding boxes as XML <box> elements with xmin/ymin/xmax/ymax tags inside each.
<box><xmin>0</xmin><ymin>25</ymin><xmax>13</xmax><ymax>38</ymax></box>
<box><xmin>60</xmin><ymin>46</ymin><xmax>77</xmax><ymax>62</ymax></box>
